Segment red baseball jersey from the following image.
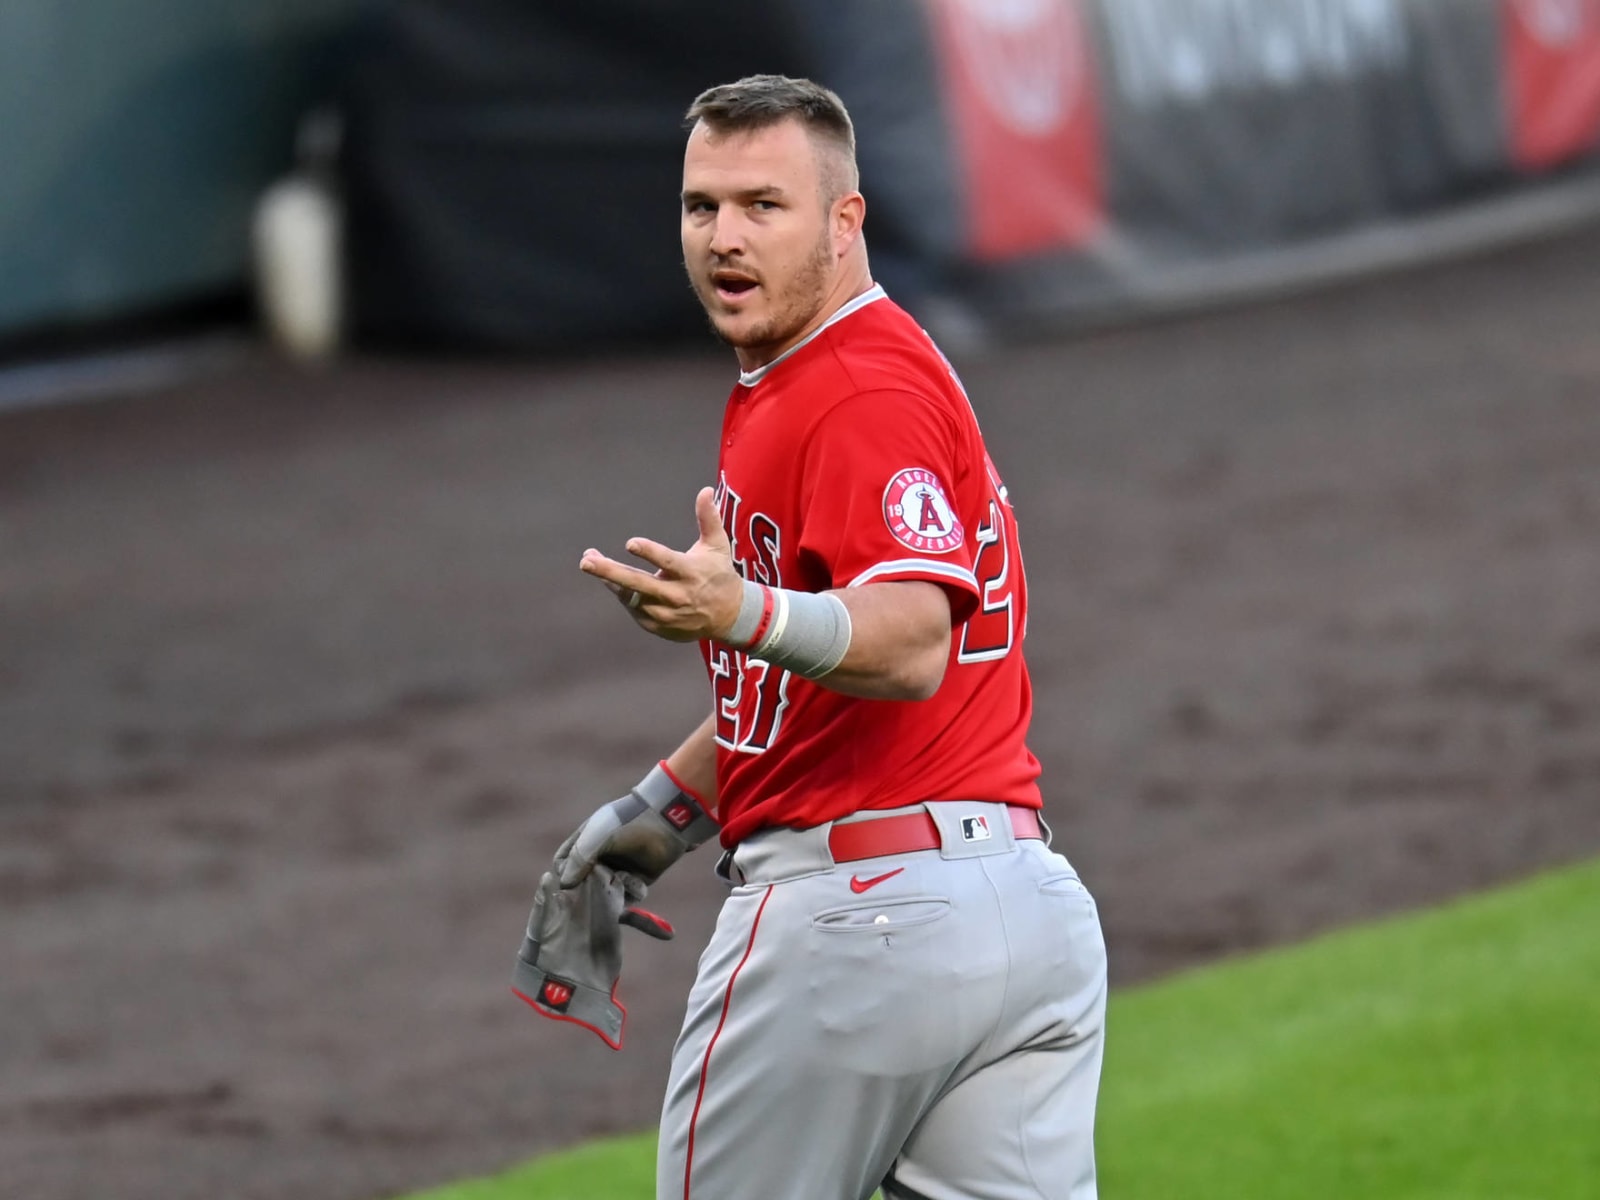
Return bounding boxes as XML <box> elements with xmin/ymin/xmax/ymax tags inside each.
<box><xmin>702</xmin><ymin>285</ymin><xmax>1042</xmax><ymax>846</ymax></box>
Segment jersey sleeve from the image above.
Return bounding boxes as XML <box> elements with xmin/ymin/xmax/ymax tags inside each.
<box><xmin>796</xmin><ymin>388</ymin><xmax>981</xmax><ymax>622</ymax></box>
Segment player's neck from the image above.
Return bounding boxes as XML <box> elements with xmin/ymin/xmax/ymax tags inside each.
<box><xmin>734</xmin><ymin>263</ymin><xmax>875</xmax><ymax>375</ymax></box>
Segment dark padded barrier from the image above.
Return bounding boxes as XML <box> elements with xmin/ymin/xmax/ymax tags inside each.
<box><xmin>341</xmin><ymin>1</ymin><xmax>809</xmax><ymax>348</ymax></box>
<box><xmin>342</xmin><ymin>0</ymin><xmax>1600</xmax><ymax>348</ymax></box>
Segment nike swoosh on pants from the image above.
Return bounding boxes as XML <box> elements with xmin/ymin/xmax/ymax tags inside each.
<box><xmin>849</xmin><ymin>867</ymin><xmax>905</xmax><ymax>894</ymax></box>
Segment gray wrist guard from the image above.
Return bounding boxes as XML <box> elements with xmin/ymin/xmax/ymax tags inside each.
<box><xmin>727</xmin><ymin>581</ymin><xmax>853</xmax><ymax>680</ymax></box>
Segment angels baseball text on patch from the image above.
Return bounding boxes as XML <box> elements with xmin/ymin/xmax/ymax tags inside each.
<box><xmin>883</xmin><ymin>468</ymin><xmax>965</xmax><ymax>554</ymax></box>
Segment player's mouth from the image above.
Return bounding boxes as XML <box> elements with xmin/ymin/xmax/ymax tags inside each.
<box><xmin>711</xmin><ymin>270</ymin><xmax>759</xmax><ymax>304</ymax></box>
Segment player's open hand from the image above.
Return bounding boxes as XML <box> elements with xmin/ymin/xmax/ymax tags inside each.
<box><xmin>579</xmin><ymin>487</ymin><xmax>744</xmax><ymax>643</ymax></box>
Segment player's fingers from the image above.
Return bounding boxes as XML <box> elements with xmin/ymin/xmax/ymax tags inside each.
<box><xmin>580</xmin><ymin>550</ymin><xmax>670</xmax><ymax>597</ymax></box>
<box><xmin>596</xmin><ymin>579</ymin><xmax>645</xmax><ymax>611</ymax></box>
<box><xmin>693</xmin><ymin>487</ymin><xmax>729</xmax><ymax>551</ymax></box>
<box><xmin>623</xmin><ymin>537</ymin><xmax>681</xmax><ymax>573</ymax></box>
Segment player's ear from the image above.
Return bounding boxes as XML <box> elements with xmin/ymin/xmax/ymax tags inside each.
<box><xmin>832</xmin><ymin>190</ymin><xmax>865</xmax><ymax>248</ymax></box>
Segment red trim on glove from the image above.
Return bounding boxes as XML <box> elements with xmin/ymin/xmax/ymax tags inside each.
<box><xmin>622</xmin><ymin>906</ymin><xmax>675</xmax><ymax>940</ymax></box>
<box><xmin>512</xmin><ymin>982</ymin><xmax>627</xmax><ymax>1052</ymax></box>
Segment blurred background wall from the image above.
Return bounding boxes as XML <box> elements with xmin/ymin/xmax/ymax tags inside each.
<box><xmin>3</xmin><ymin>0</ymin><xmax>1599</xmax><ymax>349</ymax></box>
<box><xmin>0</xmin><ymin>0</ymin><xmax>378</xmax><ymax>338</ymax></box>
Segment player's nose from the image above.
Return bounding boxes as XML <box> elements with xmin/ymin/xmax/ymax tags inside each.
<box><xmin>708</xmin><ymin>205</ymin><xmax>746</xmax><ymax>257</ymax></box>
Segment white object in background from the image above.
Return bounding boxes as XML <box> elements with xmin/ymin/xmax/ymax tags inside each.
<box><xmin>253</xmin><ymin>174</ymin><xmax>342</xmax><ymax>360</ymax></box>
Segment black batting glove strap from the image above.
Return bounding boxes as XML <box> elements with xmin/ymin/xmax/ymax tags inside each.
<box><xmin>511</xmin><ymin>865</ymin><xmax>672</xmax><ymax>1050</ymax></box>
<box><xmin>555</xmin><ymin>763</ymin><xmax>719</xmax><ymax>888</ymax></box>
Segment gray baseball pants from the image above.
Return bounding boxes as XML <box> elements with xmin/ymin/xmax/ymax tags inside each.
<box><xmin>656</xmin><ymin>800</ymin><xmax>1108</xmax><ymax>1200</ymax></box>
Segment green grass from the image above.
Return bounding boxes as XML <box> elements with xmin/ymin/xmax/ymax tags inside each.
<box><xmin>406</xmin><ymin>1135</ymin><xmax>658</xmax><ymax>1200</ymax></box>
<box><xmin>1095</xmin><ymin>857</ymin><xmax>1600</xmax><ymax>1199</ymax></box>
<box><xmin>401</xmin><ymin>857</ymin><xmax>1600</xmax><ymax>1200</ymax></box>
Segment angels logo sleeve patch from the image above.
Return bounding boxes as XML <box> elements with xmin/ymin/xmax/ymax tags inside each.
<box><xmin>794</xmin><ymin>388</ymin><xmax>979</xmax><ymax>615</ymax></box>
<box><xmin>883</xmin><ymin>468</ymin><xmax>965</xmax><ymax>554</ymax></box>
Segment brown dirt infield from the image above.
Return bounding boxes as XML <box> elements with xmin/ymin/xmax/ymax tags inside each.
<box><xmin>3</xmin><ymin>226</ymin><xmax>1600</xmax><ymax>1200</ymax></box>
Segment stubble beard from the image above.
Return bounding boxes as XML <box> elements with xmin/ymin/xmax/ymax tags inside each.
<box><xmin>700</xmin><ymin>231</ymin><xmax>835</xmax><ymax>357</ymax></box>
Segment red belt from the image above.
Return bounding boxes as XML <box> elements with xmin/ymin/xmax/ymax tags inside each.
<box><xmin>828</xmin><ymin>806</ymin><xmax>1043</xmax><ymax>864</ymax></box>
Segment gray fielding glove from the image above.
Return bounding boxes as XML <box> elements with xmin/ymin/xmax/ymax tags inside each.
<box><xmin>555</xmin><ymin>762</ymin><xmax>719</xmax><ymax>889</ymax></box>
<box><xmin>512</xmin><ymin>864</ymin><xmax>673</xmax><ymax>1049</ymax></box>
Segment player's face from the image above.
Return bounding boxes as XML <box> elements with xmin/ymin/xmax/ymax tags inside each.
<box><xmin>681</xmin><ymin>119</ymin><xmax>842</xmax><ymax>367</ymax></box>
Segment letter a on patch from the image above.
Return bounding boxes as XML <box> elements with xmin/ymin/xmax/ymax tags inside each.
<box><xmin>883</xmin><ymin>468</ymin><xmax>965</xmax><ymax>554</ymax></box>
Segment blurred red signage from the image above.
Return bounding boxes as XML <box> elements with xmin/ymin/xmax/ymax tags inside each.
<box><xmin>924</xmin><ymin>0</ymin><xmax>1105</xmax><ymax>261</ymax></box>
<box><xmin>1504</xmin><ymin>0</ymin><xmax>1600</xmax><ymax>170</ymax></box>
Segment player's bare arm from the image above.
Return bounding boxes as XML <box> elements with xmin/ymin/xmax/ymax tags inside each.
<box><xmin>819</xmin><ymin>578</ymin><xmax>949</xmax><ymax>700</ymax></box>
<box><xmin>581</xmin><ymin>487</ymin><xmax>949</xmax><ymax>702</ymax></box>
<box><xmin>663</xmin><ymin>713</ymin><xmax>718</xmax><ymax>806</ymax></box>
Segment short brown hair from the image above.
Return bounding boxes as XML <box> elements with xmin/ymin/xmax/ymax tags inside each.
<box><xmin>685</xmin><ymin>74</ymin><xmax>859</xmax><ymax>199</ymax></box>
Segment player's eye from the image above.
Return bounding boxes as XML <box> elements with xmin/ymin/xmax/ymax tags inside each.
<box><xmin>752</xmin><ymin>199</ymin><xmax>778</xmax><ymax>211</ymax></box>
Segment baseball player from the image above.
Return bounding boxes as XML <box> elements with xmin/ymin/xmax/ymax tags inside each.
<box><xmin>515</xmin><ymin>74</ymin><xmax>1107</xmax><ymax>1200</ymax></box>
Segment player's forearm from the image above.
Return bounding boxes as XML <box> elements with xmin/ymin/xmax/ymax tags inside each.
<box><xmin>818</xmin><ymin>581</ymin><xmax>950</xmax><ymax>701</ymax></box>
<box><xmin>662</xmin><ymin>713</ymin><xmax>718</xmax><ymax>810</ymax></box>
<box><xmin>718</xmin><ymin>578</ymin><xmax>950</xmax><ymax>701</ymax></box>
